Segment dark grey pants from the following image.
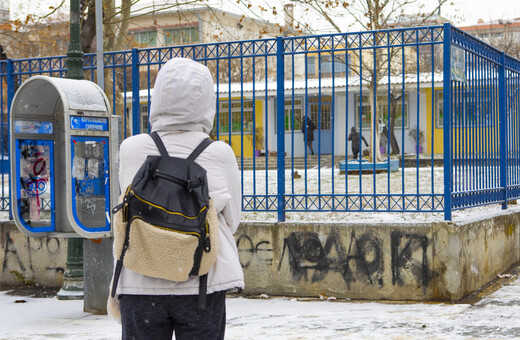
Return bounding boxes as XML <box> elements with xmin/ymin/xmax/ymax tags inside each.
<box><xmin>120</xmin><ymin>292</ymin><xmax>226</xmax><ymax>340</ymax></box>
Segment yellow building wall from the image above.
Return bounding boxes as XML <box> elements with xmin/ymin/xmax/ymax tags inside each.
<box><xmin>216</xmin><ymin>99</ymin><xmax>264</xmax><ymax>158</ymax></box>
<box><xmin>451</xmin><ymin>125</ymin><xmax>500</xmax><ymax>154</ymax></box>
<box><xmin>425</xmin><ymin>87</ymin><xmax>500</xmax><ymax>155</ymax></box>
<box><xmin>425</xmin><ymin>87</ymin><xmax>443</xmax><ymax>155</ymax></box>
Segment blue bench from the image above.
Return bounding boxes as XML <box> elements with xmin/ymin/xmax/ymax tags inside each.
<box><xmin>339</xmin><ymin>159</ymin><xmax>399</xmax><ymax>173</ymax></box>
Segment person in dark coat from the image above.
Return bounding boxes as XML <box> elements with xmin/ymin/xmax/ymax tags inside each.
<box><xmin>348</xmin><ymin>126</ymin><xmax>368</xmax><ymax>159</ymax></box>
<box><xmin>301</xmin><ymin>117</ymin><xmax>316</xmax><ymax>155</ymax></box>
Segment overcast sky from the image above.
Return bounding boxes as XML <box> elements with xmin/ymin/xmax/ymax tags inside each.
<box><xmin>7</xmin><ymin>0</ymin><xmax>520</xmax><ymax>27</ymax></box>
<box><xmin>455</xmin><ymin>0</ymin><xmax>520</xmax><ymax>25</ymax></box>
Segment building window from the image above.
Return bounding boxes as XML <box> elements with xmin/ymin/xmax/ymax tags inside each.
<box><xmin>355</xmin><ymin>94</ymin><xmax>409</xmax><ymax>129</ymax></box>
<box><xmin>218</xmin><ymin>100</ymin><xmax>254</xmax><ymax>134</ymax></box>
<box><xmin>451</xmin><ymin>89</ymin><xmax>493</xmax><ymax>128</ymax></box>
<box><xmin>140</xmin><ymin>104</ymin><xmax>149</xmax><ymax>132</ymax></box>
<box><xmin>435</xmin><ymin>90</ymin><xmax>443</xmax><ymax>129</ymax></box>
<box><xmin>306</xmin><ymin>53</ymin><xmax>349</xmax><ymax>77</ymax></box>
<box><xmin>306</xmin><ymin>55</ymin><xmax>316</xmax><ymax>75</ymax></box>
<box><xmin>284</xmin><ymin>97</ymin><xmax>303</xmax><ymax>131</ymax></box>
<box><xmin>130</xmin><ymin>30</ymin><xmax>157</xmax><ymax>47</ymax></box>
<box><xmin>164</xmin><ymin>27</ymin><xmax>199</xmax><ymax>45</ymax></box>
<box><xmin>321</xmin><ymin>54</ymin><xmax>347</xmax><ymax>76</ymax></box>
<box><xmin>437</xmin><ymin>88</ymin><xmax>494</xmax><ymax>129</ymax></box>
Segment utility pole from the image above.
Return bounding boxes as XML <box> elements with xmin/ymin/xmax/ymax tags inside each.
<box><xmin>66</xmin><ymin>0</ymin><xmax>84</xmax><ymax>80</ymax></box>
<box><xmin>57</xmin><ymin>0</ymin><xmax>84</xmax><ymax>300</ymax></box>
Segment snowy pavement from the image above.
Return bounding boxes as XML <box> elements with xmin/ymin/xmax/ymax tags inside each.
<box><xmin>1</xmin><ymin>272</ymin><xmax>520</xmax><ymax>339</ymax></box>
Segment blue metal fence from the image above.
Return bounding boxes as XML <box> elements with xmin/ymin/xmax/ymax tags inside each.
<box><xmin>2</xmin><ymin>23</ymin><xmax>520</xmax><ymax>221</ymax></box>
<box><xmin>446</xmin><ymin>24</ymin><xmax>520</xmax><ymax>219</ymax></box>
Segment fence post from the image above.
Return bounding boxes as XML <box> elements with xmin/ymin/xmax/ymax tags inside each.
<box><xmin>6</xmin><ymin>60</ymin><xmax>14</xmax><ymax>105</ymax></box>
<box><xmin>131</xmin><ymin>48</ymin><xmax>140</xmax><ymax>135</ymax></box>
<box><xmin>499</xmin><ymin>52</ymin><xmax>507</xmax><ymax>209</ymax></box>
<box><xmin>276</xmin><ymin>37</ymin><xmax>286</xmax><ymax>222</ymax></box>
<box><xmin>6</xmin><ymin>59</ymin><xmax>14</xmax><ymax>216</ymax></box>
<box><xmin>442</xmin><ymin>23</ymin><xmax>453</xmax><ymax>221</ymax></box>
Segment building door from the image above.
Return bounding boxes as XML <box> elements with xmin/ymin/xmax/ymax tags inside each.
<box><xmin>307</xmin><ymin>95</ymin><xmax>333</xmax><ymax>154</ymax></box>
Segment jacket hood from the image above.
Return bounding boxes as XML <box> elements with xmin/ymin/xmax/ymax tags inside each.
<box><xmin>150</xmin><ymin>58</ymin><xmax>215</xmax><ymax>134</ymax></box>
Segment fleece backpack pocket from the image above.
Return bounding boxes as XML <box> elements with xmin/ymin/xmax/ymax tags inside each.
<box><xmin>125</xmin><ymin>217</ymin><xmax>199</xmax><ymax>281</ymax></box>
<box><xmin>113</xmin><ymin>198</ymin><xmax>219</xmax><ymax>282</ymax></box>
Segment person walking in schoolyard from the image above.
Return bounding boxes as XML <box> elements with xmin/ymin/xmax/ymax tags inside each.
<box><xmin>108</xmin><ymin>58</ymin><xmax>244</xmax><ymax>340</ymax></box>
<box><xmin>301</xmin><ymin>116</ymin><xmax>316</xmax><ymax>155</ymax></box>
<box><xmin>348</xmin><ymin>126</ymin><xmax>368</xmax><ymax>160</ymax></box>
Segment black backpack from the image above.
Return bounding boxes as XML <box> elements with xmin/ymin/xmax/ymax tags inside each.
<box><xmin>110</xmin><ymin>132</ymin><xmax>217</xmax><ymax>309</ymax></box>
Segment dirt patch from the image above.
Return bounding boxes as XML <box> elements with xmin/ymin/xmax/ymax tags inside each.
<box><xmin>1</xmin><ymin>285</ymin><xmax>60</xmax><ymax>298</ymax></box>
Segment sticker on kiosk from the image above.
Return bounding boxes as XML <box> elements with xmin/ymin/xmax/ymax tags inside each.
<box><xmin>15</xmin><ymin>120</ymin><xmax>53</xmax><ymax>134</ymax></box>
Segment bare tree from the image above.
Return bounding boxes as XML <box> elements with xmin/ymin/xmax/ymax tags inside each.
<box><xmin>466</xmin><ymin>22</ymin><xmax>520</xmax><ymax>60</ymax></box>
<box><xmin>233</xmin><ymin>0</ymin><xmax>451</xmax><ymax>160</ymax></box>
<box><xmin>344</xmin><ymin>1</ymin><xmax>449</xmax><ymax>160</ymax></box>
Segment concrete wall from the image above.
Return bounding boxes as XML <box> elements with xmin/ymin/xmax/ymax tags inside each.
<box><xmin>431</xmin><ymin>214</ymin><xmax>520</xmax><ymax>300</ymax></box>
<box><xmin>1</xmin><ymin>208</ymin><xmax>519</xmax><ymax>302</ymax></box>
<box><xmin>0</xmin><ymin>222</ymin><xmax>66</xmax><ymax>288</ymax></box>
<box><xmin>237</xmin><ymin>210</ymin><xmax>520</xmax><ymax>301</ymax></box>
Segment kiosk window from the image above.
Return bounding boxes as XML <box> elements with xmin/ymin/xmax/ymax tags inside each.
<box><xmin>16</xmin><ymin>140</ymin><xmax>53</xmax><ymax>225</ymax></box>
<box><xmin>71</xmin><ymin>138</ymin><xmax>109</xmax><ymax>229</ymax></box>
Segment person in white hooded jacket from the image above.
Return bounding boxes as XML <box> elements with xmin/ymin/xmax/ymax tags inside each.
<box><xmin>110</xmin><ymin>58</ymin><xmax>244</xmax><ymax>340</ymax></box>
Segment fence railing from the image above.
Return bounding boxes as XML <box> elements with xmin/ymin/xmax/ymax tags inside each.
<box><xmin>445</xmin><ymin>25</ymin><xmax>520</xmax><ymax>219</ymax></box>
<box><xmin>1</xmin><ymin>23</ymin><xmax>520</xmax><ymax>221</ymax></box>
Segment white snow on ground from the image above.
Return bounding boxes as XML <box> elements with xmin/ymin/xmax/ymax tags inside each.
<box><xmin>1</xmin><ymin>166</ymin><xmax>518</xmax><ymax>223</ymax></box>
<box><xmin>1</xmin><ymin>274</ymin><xmax>520</xmax><ymax>339</ymax></box>
<box><xmin>241</xmin><ymin>166</ymin><xmax>520</xmax><ymax>224</ymax></box>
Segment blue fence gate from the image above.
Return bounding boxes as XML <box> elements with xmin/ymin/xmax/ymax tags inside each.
<box><xmin>1</xmin><ymin>23</ymin><xmax>520</xmax><ymax>221</ymax></box>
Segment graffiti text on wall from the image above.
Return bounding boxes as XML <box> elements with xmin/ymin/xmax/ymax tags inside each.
<box><xmin>278</xmin><ymin>231</ymin><xmax>383</xmax><ymax>289</ymax></box>
<box><xmin>237</xmin><ymin>229</ymin><xmax>433</xmax><ymax>289</ymax></box>
<box><xmin>391</xmin><ymin>231</ymin><xmax>432</xmax><ymax>287</ymax></box>
<box><xmin>236</xmin><ymin>235</ymin><xmax>273</xmax><ymax>268</ymax></box>
<box><xmin>2</xmin><ymin>231</ymin><xmax>63</xmax><ymax>275</ymax></box>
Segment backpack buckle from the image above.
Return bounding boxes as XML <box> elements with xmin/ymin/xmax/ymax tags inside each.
<box><xmin>203</xmin><ymin>237</ymin><xmax>211</xmax><ymax>252</ymax></box>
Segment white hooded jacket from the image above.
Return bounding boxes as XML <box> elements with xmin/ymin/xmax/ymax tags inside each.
<box><xmin>114</xmin><ymin>58</ymin><xmax>244</xmax><ymax>296</ymax></box>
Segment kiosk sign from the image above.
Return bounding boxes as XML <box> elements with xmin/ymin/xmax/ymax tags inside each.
<box><xmin>70</xmin><ymin>116</ymin><xmax>109</xmax><ymax>131</ymax></box>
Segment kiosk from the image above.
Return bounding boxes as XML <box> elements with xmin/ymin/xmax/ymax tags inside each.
<box><xmin>10</xmin><ymin>75</ymin><xmax>119</xmax><ymax>238</ymax></box>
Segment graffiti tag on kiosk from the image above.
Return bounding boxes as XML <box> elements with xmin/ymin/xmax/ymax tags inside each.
<box><xmin>77</xmin><ymin>179</ymin><xmax>102</xmax><ymax>196</ymax></box>
<box><xmin>23</xmin><ymin>177</ymin><xmax>48</xmax><ymax>196</ymax></box>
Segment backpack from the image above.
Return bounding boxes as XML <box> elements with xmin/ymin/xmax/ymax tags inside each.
<box><xmin>110</xmin><ymin>132</ymin><xmax>218</xmax><ymax>309</ymax></box>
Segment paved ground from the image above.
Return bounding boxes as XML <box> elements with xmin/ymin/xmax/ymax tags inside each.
<box><xmin>1</xmin><ymin>268</ymin><xmax>520</xmax><ymax>339</ymax></box>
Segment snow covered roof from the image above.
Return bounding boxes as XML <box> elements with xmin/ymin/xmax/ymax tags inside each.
<box><xmin>126</xmin><ymin>73</ymin><xmax>444</xmax><ymax>100</ymax></box>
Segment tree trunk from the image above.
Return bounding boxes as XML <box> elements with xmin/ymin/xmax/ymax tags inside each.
<box><xmin>368</xmin><ymin>90</ymin><xmax>382</xmax><ymax>163</ymax></box>
<box><xmin>389</xmin><ymin>99</ymin><xmax>400</xmax><ymax>155</ymax></box>
<box><xmin>80</xmin><ymin>0</ymin><xmax>96</xmax><ymax>53</ymax></box>
<box><xmin>389</xmin><ymin>127</ymin><xmax>400</xmax><ymax>155</ymax></box>
<box><xmin>104</xmin><ymin>0</ymin><xmax>116</xmax><ymax>50</ymax></box>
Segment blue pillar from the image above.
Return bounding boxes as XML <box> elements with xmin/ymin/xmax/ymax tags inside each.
<box><xmin>131</xmin><ymin>48</ymin><xmax>141</xmax><ymax>135</ymax></box>
<box><xmin>443</xmin><ymin>23</ymin><xmax>453</xmax><ymax>221</ymax></box>
<box><xmin>6</xmin><ymin>59</ymin><xmax>14</xmax><ymax>218</ymax></box>
<box><xmin>499</xmin><ymin>52</ymin><xmax>508</xmax><ymax>209</ymax></box>
<box><xmin>276</xmin><ymin>37</ymin><xmax>286</xmax><ymax>222</ymax></box>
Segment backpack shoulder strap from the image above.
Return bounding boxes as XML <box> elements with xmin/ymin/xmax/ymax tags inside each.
<box><xmin>150</xmin><ymin>132</ymin><xmax>169</xmax><ymax>157</ymax></box>
<box><xmin>187</xmin><ymin>138</ymin><xmax>214</xmax><ymax>161</ymax></box>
